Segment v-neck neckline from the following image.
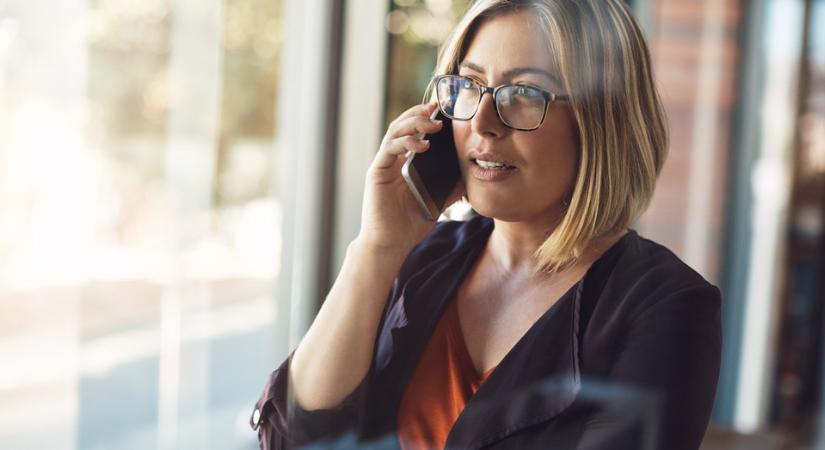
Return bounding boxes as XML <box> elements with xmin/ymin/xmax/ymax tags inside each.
<box><xmin>441</xmin><ymin>220</ymin><xmax>588</xmax><ymax>383</ymax></box>
<box><xmin>445</xmin><ymin>297</ymin><xmax>497</xmax><ymax>382</ymax></box>
<box><xmin>452</xmin><ymin>276</ymin><xmax>584</xmax><ymax>384</ymax></box>
<box><xmin>437</xmin><ymin>217</ymin><xmax>634</xmax><ymax>389</ymax></box>
<box><xmin>444</xmin><ymin>220</ymin><xmax>634</xmax><ymax>448</ymax></box>
<box><xmin>373</xmin><ymin>216</ymin><xmax>637</xmax><ymax>448</ymax></box>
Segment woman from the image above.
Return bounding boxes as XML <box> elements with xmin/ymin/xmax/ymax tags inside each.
<box><xmin>251</xmin><ymin>1</ymin><xmax>721</xmax><ymax>449</ymax></box>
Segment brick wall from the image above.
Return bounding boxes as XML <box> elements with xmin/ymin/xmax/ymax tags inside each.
<box><xmin>636</xmin><ymin>0</ymin><xmax>743</xmax><ymax>284</ymax></box>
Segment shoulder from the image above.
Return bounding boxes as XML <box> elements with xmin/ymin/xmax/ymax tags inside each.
<box><xmin>616</xmin><ymin>231</ymin><xmax>717</xmax><ymax>293</ymax></box>
<box><xmin>589</xmin><ymin>230</ymin><xmax>721</xmax><ymax>332</ymax></box>
<box><xmin>578</xmin><ymin>233</ymin><xmax>722</xmax><ymax>450</ymax></box>
<box><xmin>580</xmin><ymin>231</ymin><xmax>722</xmax><ymax>380</ymax></box>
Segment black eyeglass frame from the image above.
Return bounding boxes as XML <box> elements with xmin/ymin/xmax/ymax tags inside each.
<box><xmin>433</xmin><ymin>74</ymin><xmax>570</xmax><ymax>132</ymax></box>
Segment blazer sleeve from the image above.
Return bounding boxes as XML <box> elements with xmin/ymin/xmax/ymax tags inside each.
<box><xmin>576</xmin><ymin>284</ymin><xmax>722</xmax><ymax>450</ymax></box>
<box><xmin>249</xmin><ymin>270</ymin><xmax>409</xmax><ymax>449</ymax></box>
<box><xmin>248</xmin><ymin>256</ymin><xmax>415</xmax><ymax>449</ymax></box>
<box><xmin>249</xmin><ymin>349</ymin><xmax>370</xmax><ymax>449</ymax></box>
<box><xmin>248</xmin><ymin>219</ymin><xmax>475</xmax><ymax>449</ymax></box>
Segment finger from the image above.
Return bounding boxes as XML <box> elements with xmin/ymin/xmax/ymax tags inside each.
<box><xmin>385</xmin><ymin>135</ymin><xmax>430</xmax><ymax>156</ymax></box>
<box><xmin>371</xmin><ymin>136</ymin><xmax>430</xmax><ymax>171</ymax></box>
<box><xmin>386</xmin><ymin>114</ymin><xmax>443</xmax><ymax>140</ymax></box>
<box><xmin>387</xmin><ymin>102</ymin><xmax>438</xmax><ymax>133</ymax></box>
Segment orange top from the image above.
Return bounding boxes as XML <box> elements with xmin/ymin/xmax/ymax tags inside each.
<box><xmin>396</xmin><ymin>297</ymin><xmax>496</xmax><ymax>450</ymax></box>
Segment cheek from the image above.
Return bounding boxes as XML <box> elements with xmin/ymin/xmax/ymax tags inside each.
<box><xmin>525</xmin><ymin>131</ymin><xmax>579</xmax><ymax>173</ymax></box>
<box><xmin>532</xmin><ymin>116</ymin><xmax>580</xmax><ymax>172</ymax></box>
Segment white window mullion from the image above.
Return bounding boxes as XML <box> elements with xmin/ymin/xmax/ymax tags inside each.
<box><xmin>734</xmin><ymin>0</ymin><xmax>806</xmax><ymax>432</ymax></box>
<box><xmin>159</xmin><ymin>0</ymin><xmax>224</xmax><ymax>448</ymax></box>
<box><xmin>332</xmin><ymin>0</ymin><xmax>391</xmax><ymax>274</ymax></box>
<box><xmin>275</xmin><ymin>0</ymin><xmax>339</xmax><ymax>352</ymax></box>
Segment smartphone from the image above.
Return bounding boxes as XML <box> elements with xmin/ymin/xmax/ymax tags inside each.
<box><xmin>401</xmin><ymin>108</ymin><xmax>462</xmax><ymax>221</ymax></box>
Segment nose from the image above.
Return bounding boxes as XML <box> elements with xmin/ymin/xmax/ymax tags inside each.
<box><xmin>470</xmin><ymin>90</ymin><xmax>506</xmax><ymax>138</ymax></box>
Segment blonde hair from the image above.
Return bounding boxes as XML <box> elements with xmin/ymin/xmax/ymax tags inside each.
<box><xmin>426</xmin><ymin>0</ymin><xmax>668</xmax><ymax>273</ymax></box>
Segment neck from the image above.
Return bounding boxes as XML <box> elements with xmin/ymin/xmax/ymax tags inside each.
<box><xmin>488</xmin><ymin>219</ymin><xmax>553</xmax><ymax>274</ymax></box>
<box><xmin>486</xmin><ymin>216</ymin><xmax>628</xmax><ymax>279</ymax></box>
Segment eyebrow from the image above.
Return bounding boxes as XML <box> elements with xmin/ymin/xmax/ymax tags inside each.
<box><xmin>459</xmin><ymin>61</ymin><xmax>561</xmax><ymax>85</ymax></box>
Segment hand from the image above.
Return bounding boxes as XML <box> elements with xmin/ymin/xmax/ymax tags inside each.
<box><xmin>357</xmin><ymin>102</ymin><xmax>466</xmax><ymax>253</ymax></box>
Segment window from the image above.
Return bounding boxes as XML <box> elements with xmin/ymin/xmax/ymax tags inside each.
<box><xmin>0</xmin><ymin>1</ymin><xmax>283</xmax><ymax>448</ymax></box>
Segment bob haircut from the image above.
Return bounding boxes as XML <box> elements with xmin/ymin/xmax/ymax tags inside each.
<box><xmin>426</xmin><ymin>0</ymin><xmax>668</xmax><ymax>273</ymax></box>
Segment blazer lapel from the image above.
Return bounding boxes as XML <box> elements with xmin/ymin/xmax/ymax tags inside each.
<box><xmin>365</xmin><ymin>221</ymin><xmax>492</xmax><ymax>440</ymax></box>
<box><xmin>444</xmin><ymin>281</ymin><xmax>584</xmax><ymax>449</ymax></box>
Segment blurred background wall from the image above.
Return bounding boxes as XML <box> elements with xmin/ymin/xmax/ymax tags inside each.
<box><xmin>0</xmin><ymin>0</ymin><xmax>823</xmax><ymax>449</ymax></box>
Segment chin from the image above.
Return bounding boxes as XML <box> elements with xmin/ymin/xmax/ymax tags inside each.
<box><xmin>468</xmin><ymin>189</ymin><xmax>566</xmax><ymax>224</ymax></box>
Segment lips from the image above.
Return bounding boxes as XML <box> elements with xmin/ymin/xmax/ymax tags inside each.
<box><xmin>465</xmin><ymin>148</ymin><xmax>518</xmax><ymax>182</ymax></box>
<box><xmin>467</xmin><ymin>149</ymin><xmax>516</xmax><ymax>167</ymax></box>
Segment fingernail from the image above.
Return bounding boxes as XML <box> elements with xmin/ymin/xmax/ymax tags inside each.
<box><xmin>432</xmin><ymin>119</ymin><xmax>442</xmax><ymax>125</ymax></box>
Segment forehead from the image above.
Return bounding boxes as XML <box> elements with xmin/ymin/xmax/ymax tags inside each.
<box><xmin>460</xmin><ymin>10</ymin><xmax>557</xmax><ymax>78</ymax></box>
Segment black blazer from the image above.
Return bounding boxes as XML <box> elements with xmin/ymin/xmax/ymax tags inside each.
<box><xmin>251</xmin><ymin>215</ymin><xmax>722</xmax><ymax>449</ymax></box>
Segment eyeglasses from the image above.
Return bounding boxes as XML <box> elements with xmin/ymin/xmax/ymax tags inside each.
<box><xmin>433</xmin><ymin>74</ymin><xmax>569</xmax><ymax>131</ymax></box>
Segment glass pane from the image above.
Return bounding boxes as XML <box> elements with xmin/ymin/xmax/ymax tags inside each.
<box><xmin>384</xmin><ymin>0</ymin><xmax>473</xmax><ymax>128</ymax></box>
<box><xmin>385</xmin><ymin>0</ymin><xmax>474</xmax><ymax>221</ymax></box>
<box><xmin>0</xmin><ymin>0</ymin><xmax>284</xmax><ymax>448</ymax></box>
<box><xmin>768</xmin><ymin>0</ymin><xmax>825</xmax><ymax>445</ymax></box>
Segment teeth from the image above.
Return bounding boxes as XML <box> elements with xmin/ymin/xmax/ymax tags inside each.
<box><xmin>476</xmin><ymin>159</ymin><xmax>512</xmax><ymax>169</ymax></box>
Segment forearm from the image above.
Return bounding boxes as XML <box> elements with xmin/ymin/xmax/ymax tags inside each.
<box><xmin>288</xmin><ymin>237</ymin><xmax>411</xmax><ymax>411</ymax></box>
